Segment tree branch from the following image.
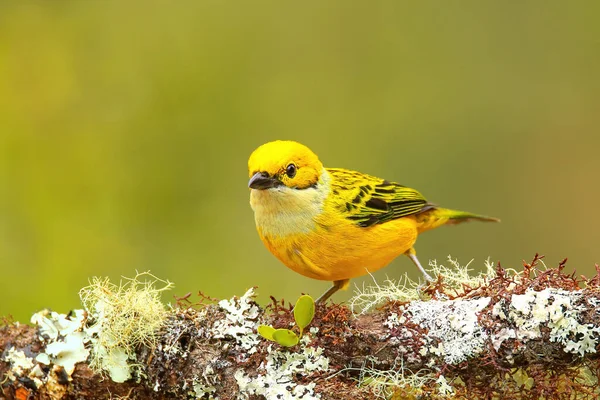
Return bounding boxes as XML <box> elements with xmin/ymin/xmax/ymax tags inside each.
<box><xmin>2</xmin><ymin>256</ymin><xmax>600</xmax><ymax>399</ymax></box>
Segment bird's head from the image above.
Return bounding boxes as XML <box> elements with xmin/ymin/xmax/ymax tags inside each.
<box><xmin>248</xmin><ymin>141</ymin><xmax>324</xmax><ymax>190</ymax></box>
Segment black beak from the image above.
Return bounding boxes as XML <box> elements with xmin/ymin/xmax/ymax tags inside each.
<box><xmin>248</xmin><ymin>172</ymin><xmax>281</xmax><ymax>190</ymax></box>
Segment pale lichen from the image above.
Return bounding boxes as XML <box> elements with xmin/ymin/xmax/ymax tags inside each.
<box><xmin>436</xmin><ymin>375</ymin><xmax>455</xmax><ymax>396</ymax></box>
<box><xmin>383</xmin><ymin>312</ymin><xmax>404</xmax><ymax>329</ymax></box>
<box><xmin>405</xmin><ymin>296</ymin><xmax>491</xmax><ymax>364</ymax></box>
<box><xmin>79</xmin><ymin>271</ymin><xmax>172</xmax><ymax>382</ymax></box>
<box><xmin>2</xmin><ymin>310</ymin><xmax>90</xmax><ymax>390</ymax></box>
<box><xmin>30</xmin><ymin>309</ymin><xmax>87</xmax><ymax>340</ymax></box>
<box><xmin>192</xmin><ymin>378</ymin><xmax>217</xmax><ymax>399</ymax></box>
<box><xmin>211</xmin><ymin>287</ymin><xmax>261</xmax><ymax>356</ymax></box>
<box><xmin>43</xmin><ymin>330</ymin><xmax>89</xmax><ymax>375</ymax></box>
<box><xmin>30</xmin><ymin>309</ymin><xmax>90</xmax><ymax>376</ymax></box>
<box><xmin>12</xmin><ymin>271</ymin><xmax>172</xmax><ymax>388</ymax></box>
<box><xmin>4</xmin><ymin>347</ymin><xmax>35</xmax><ymax>377</ymax></box>
<box><xmin>495</xmin><ymin>288</ymin><xmax>600</xmax><ymax>356</ymax></box>
<box><xmin>188</xmin><ymin>358</ymin><xmax>222</xmax><ymax>399</ymax></box>
<box><xmin>235</xmin><ymin>343</ymin><xmax>329</xmax><ymax>399</ymax></box>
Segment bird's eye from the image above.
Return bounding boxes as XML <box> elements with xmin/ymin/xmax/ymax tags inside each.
<box><xmin>285</xmin><ymin>163</ymin><xmax>297</xmax><ymax>178</ymax></box>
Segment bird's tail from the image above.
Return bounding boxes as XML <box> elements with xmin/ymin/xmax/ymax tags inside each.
<box><xmin>415</xmin><ymin>207</ymin><xmax>500</xmax><ymax>233</ymax></box>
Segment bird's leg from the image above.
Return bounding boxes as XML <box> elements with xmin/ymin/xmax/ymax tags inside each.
<box><xmin>405</xmin><ymin>248</ymin><xmax>434</xmax><ymax>282</ymax></box>
<box><xmin>315</xmin><ymin>279</ymin><xmax>349</xmax><ymax>304</ymax></box>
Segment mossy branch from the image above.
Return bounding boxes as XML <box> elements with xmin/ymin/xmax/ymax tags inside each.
<box><xmin>2</xmin><ymin>256</ymin><xmax>600</xmax><ymax>399</ymax></box>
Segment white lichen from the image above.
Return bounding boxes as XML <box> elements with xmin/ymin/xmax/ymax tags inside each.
<box><xmin>30</xmin><ymin>309</ymin><xmax>90</xmax><ymax>377</ymax></box>
<box><xmin>95</xmin><ymin>345</ymin><xmax>131</xmax><ymax>383</ymax></box>
<box><xmin>30</xmin><ymin>309</ymin><xmax>87</xmax><ymax>341</ymax></box>
<box><xmin>193</xmin><ymin>379</ymin><xmax>217</xmax><ymax>399</ymax></box>
<box><xmin>502</xmin><ymin>288</ymin><xmax>600</xmax><ymax>356</ymax></box>
<box><xmin>491</xmin><ymin>300</ymin><xmax>506</xmax><ymax>320</ymax></box>
<box><xmin>5</xmin><ymin>348</ymin><xmax>35</xmax><ymax>376</ymax></box>
<box><xmin>44</xmin><ymin>330</ymin><xmax>90</xmax><ymax>375</ymax></box>
<box><xmin>491</xmin><ymin>328</ymin><xmax>516</xmax><ymax>351</ymax></box>
<box><xmin>2</xmin><ymin>347</ymin><xmax>49</xmax><ymax>390</ymax></box>
<box><xmin>188</xmin><ymin>359</ymin><xmax>221</xmax><ymax>399</ymax></box>
<box><xmin>234</xmin><ymin>344</ymin><xmax>329</xmax><ymax>400</ymax></box>
<box><xmin>35</xmin><ymin>352</ymin><xmax>51</xmax><ymax>365</ymax></box>
<box><xmin>436</xmin><ymin>375</ymin><xmax>455</xmax><ymax>396</ymax></box>
<box><xmin>383</xmin><ymin>312</ymin><xmax>404</xmax><ymax>329</ymax></box>
<box><xmin>405</xmin><ymin>296</ymin><xmax>491</xmax><ymax>364</ymax></box>
<box><xmin>2</xmin><ymin>310</ymin><xmax>90</xmax><ymax>389</ymax></box>
<box><xmin>211</xmin><ymin>288</ymin><xmax>261</xmax><ymax>355</ymax></box>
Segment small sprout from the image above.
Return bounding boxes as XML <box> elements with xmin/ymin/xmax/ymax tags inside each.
<box><xmin>257</xmin><ymin>325</ymin><xmax>276</xmax><ymax>341</ymax></box>
<box><xmin>293</xmin><ymin>295</ymin><xmax>315</xmax><ymax>337</ymax></box>
<box><xmin>272</xmin><ymin>329</ymin><xmax>299</xmax><ymax>347</ymax></box>
<box><xmin>257</xmin><ymin>295</ymin><xmax>315</xmax><ymax>347</ymax></box>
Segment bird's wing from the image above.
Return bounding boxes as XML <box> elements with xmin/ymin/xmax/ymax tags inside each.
<box><xmin>326</xmin><ymin>168</ymin><xmax>434</xmax><ymax>227</ymax></box>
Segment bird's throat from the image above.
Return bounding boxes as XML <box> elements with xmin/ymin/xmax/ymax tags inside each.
<box><xmin>250</xmin><ymin>170</ymin><xmax>330</xmax><ymax>238</ymax></box>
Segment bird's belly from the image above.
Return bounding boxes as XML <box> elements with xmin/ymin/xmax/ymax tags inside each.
<box><xmin>260</xmin><ymin>217</ymin><xmax>419</xmax><ymax>282</ymax></box>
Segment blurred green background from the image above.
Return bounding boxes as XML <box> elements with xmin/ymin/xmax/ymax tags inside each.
<box><xmin>1</xmin><ymin>2</ymin><xmax>599</xmax><ymax>321</ymax></box>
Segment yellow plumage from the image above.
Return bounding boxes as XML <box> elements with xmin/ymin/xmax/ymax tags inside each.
<box><xmin>248</xmin><ymin>140</ymin><xmax>499</xmax><ymax>303</ymax></box>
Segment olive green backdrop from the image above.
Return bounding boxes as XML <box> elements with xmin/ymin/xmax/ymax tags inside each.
<box><xmin>1</xmin><ymin>2</ymin><xmax>599</xmax><ymax>321</ymax></box>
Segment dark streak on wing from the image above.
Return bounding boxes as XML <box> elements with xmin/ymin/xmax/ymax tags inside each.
<box><xmin>328</xmin><ymin>168</ymin><xmax>433</xmax><ymax>228</ymax></box>
<box><xmin>364</xmin><ymin>197</ymin><xmax>389</xmax><ymax>211</ymax></box>
<box><xmin>374</xmin><ymin>186</ymin><xmax>395</xmax><ymax>194</ymax></box>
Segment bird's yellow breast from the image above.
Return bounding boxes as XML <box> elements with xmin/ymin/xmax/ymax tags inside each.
<box><xmin>250</xmin><ymin>170</ymin><xmax>419</xmax><ymax>281</ymax></box>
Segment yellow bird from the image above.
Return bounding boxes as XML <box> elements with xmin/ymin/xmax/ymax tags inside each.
<box><xmin>248</xmin><ymin>140</ymin><xmax>499</xmax><ymax>304</ymax></box>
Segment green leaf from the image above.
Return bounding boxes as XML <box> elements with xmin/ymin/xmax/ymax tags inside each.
<box><xmin>294</xmin><ymin>295</ymin><xmax>315</xmax><ymax>336</ymax></box>
<box><xmin>272</xmin><ymin>329</ymin><xmax>299</xmax><ymax>347</ymax></box>
<box><xmin>257</xmin><ymin>325</ymin><xmax>276</xmax><ymax>341</ymax></box>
